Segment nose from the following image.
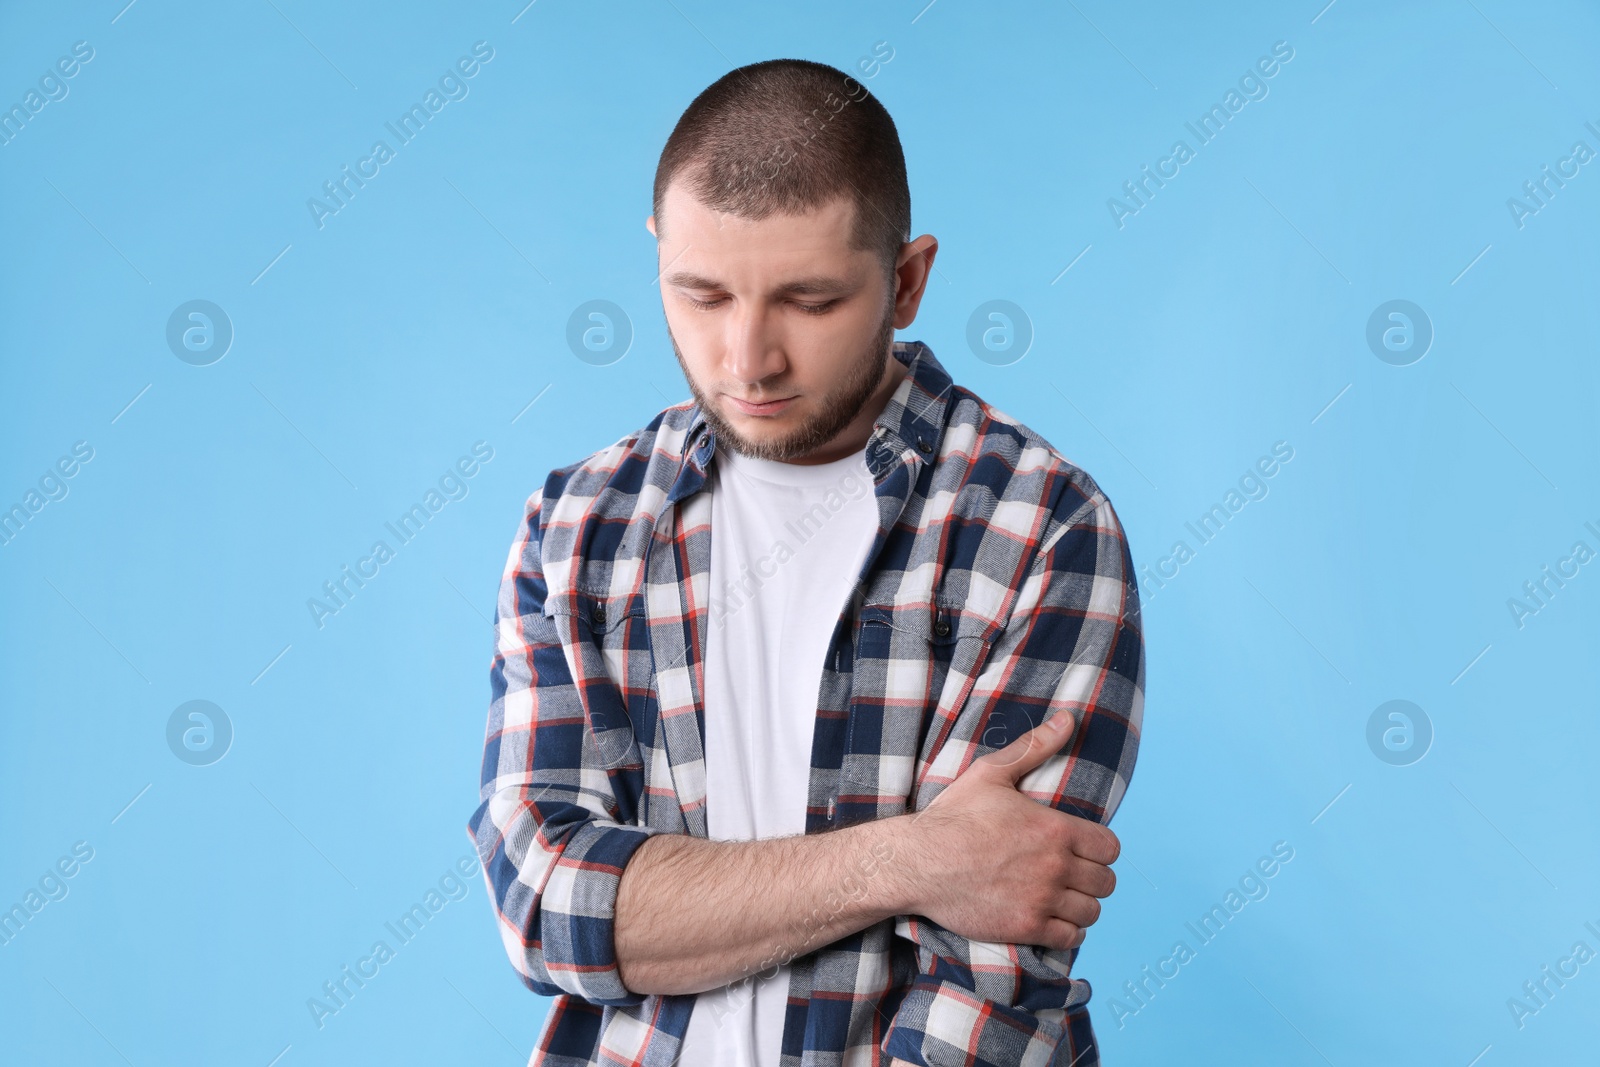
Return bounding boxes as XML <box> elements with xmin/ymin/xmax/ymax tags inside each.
<box><xmin>723</xmin><ymin>301</ymin><xmax>787</xmax><ymax>392</ymax></box>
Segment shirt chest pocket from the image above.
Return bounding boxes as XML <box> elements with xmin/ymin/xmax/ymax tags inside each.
<box><xmin>846</xmin><ymin>596</ymin><xmax>1005</xmax><ymax>807</ymax></box>
<box><xmin>543</xmin><ymin>590</ymin><xmax>650</xmax><ymax>779</ymax></box>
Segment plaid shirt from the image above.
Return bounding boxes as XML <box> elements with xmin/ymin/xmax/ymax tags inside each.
<box><xmin>467</xmin><ymin>339</ymin><xmax>1145</xmax><ymax>1067</ymax></box>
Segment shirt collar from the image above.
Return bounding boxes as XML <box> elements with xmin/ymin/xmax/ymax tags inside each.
<box><xmin>677</xmin><ymin>339</ymin><xmax>953</xmax><ymax>488</ymax></box>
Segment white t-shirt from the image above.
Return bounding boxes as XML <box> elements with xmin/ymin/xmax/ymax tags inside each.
<box><xmin>676</xmin><ymin>438</ymin><xmax>880</xmax><ymax>1066</ymax></box>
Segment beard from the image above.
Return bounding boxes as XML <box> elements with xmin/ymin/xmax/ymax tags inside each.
<box><xmin>668</xmin><ymin>293</ymin><xmax>898</xmax><ymax>463</ymax></box>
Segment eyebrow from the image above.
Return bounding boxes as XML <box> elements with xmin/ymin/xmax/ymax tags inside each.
<box><xmin>660</xmin><ymin>270</ymin><xmax>857</xmax><ymax>297</ymax></box>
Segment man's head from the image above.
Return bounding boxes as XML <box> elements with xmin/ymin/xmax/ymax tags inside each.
<box><xmin>647</xmin><ymin>58</ymin><xmax>937</xmax><ymax>464</ymax></box>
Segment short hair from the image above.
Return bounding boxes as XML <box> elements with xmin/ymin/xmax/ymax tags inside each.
<box><xmin>652</xmin><ymin>58</ymin><xmax>910</xmax><ymax>283</ymax></box>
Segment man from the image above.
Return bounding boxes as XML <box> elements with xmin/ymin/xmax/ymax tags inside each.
<box><xmin>468</xmin><ymin>57</ymin><xmax>1144</xmax><ymax>1067</ymax></box>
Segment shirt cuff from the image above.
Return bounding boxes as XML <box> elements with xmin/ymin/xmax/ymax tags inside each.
<box><xmin>881</xmin><ymin>973</ymin><xmax>1072</xmax><ymax>1067</ymax></box>
<box><xmin>535</xmin><ymin>818</ymin><xmax>664</xmax><ymax>1005</ymax></box>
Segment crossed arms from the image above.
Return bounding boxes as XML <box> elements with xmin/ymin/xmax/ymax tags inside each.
<box><xmin>467</xmin><ymin>485</ymin><xmax>1145</xmax><ymax>1067</ymax></box>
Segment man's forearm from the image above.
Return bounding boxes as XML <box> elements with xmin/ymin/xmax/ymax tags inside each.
<box><xmin>614</xmin><ymin>813</ymin><xmax>920</xmax><ymax>996</ymax></box>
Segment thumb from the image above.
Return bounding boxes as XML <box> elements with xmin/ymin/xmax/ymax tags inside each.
<box><xmin>974</xmin><ymin>711</ymin><xmax>1075</xmax><ymax>784</ymax></box>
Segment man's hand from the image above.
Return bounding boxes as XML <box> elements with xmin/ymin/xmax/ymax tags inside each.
<box><xmin>903</xmin><ymin>711</ymin><xmax>1120</xmax><ymax>953</ymax></box>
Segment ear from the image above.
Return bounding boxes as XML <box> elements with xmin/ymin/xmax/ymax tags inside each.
<box><xmin>645</xmin><ymin>214</ymin><xmax>657</xmax><ymax>237</ymax></box>
<box><xmin>890</xmin><ymin>235</ymin><xmax>939</xmax><ymax>329</ymax></box>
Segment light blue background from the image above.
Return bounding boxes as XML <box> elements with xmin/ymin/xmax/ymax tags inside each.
<box><xmin>2</xmin><ymin>1</ymin><xmax>1597</xmax><ymax>1064</ymax></box>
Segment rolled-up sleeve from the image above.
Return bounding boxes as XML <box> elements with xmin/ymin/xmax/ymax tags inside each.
<box><xmin>881</xmin><ymin>489</ymin><xmax>1146</xmax><ymax>1067</ymax></box>
<box><xmin>466</xmin><ymin>484</ymin><xmax>666</xmax><ymax>1006</ymax></box>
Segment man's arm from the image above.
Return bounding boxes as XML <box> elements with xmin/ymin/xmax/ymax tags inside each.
<box><xmin>879</xmin><ymin>490</ymin><xmax>1146</xmax><ymax>1067</ymax></box>
<box><xmin>613</xmin><ymin>695</ymin><xmax>1118</xmax><ymax>997</ymax></box>
<box><xmin>467</xmin><ymin>483</ymin><xmax>919</xmax><ymax>1003</ymax></box>
<box><xmin>613</xmin><ymin>813</ymin><xmax>912</xmax><ymax>995</ymax></box>
<box><xmin>468</xmin><ymin>480</ymin><xmax>1126</xmax><ymax>1010</ymax></box>
<box><xmin>467</xmin><ymin>483</ymin><xmax>676</xmax><ymax>1006</ymax></box>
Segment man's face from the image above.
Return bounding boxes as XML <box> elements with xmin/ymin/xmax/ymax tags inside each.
<box><xmin>649</xmin><ymin>180</ymin><xmax>898</xmax><ymax>463</ymax></box>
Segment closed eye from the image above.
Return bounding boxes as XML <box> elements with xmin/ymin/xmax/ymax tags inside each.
<box><xmin>683</xmin><ymin>296</ymin><xmax>839</xmax><ymax>315</ymax></box>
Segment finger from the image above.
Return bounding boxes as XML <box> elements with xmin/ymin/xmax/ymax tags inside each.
<box><xmin>1063</xmin><ymin>820</ymin><xmax>1120</xmax><ymax>866</ymax></box>
<box><xmin>1050</xmin><ymin>887</ymin><xmax>1104</xmax><ymax>929</ymax></box>
<box><xmin>1062</xmin><ymin>854</ymin><xmax>1117</xmax><ymax>899</ymax></box>
<box><xmin>1038</xmin><ymin>917</ymin><xmax>1085</xmax><ymax>952</ymax></box>
<box><xmin>975</xmin><ymin>711</ymin><xmax>1075</xmax><ymax>783</ymax></box>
